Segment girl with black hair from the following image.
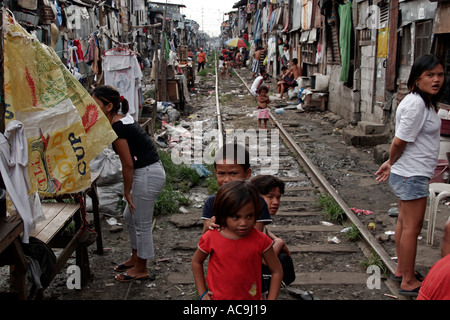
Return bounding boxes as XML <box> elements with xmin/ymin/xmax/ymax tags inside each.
<box><xmin>375</xmin><ymin>54</ymin><xmax>445</xmax><ymax>297</ymax></box>
<box><xmin>92</xmin><ymin>85</ymin><xmax>166</xmax><ymax>282</ymax></box>
<box><xmin>192</xmin><ymin>180</ymin><xmax>282</xmax><ymax>300</ymax></box>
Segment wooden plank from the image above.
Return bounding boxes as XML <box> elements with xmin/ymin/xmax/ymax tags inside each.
<box><xmin>275</xmin><ymin>210</ymin><xmax>321</xmax><ymax>217</ymax></box>
<box><xmin>260</xmin><ymin>166</ymin><xmax>294</xmax><ymax>171</ymax></box>
<box><xmin>32</xmin><ymin>203</ymin><xmax>80</xmax><ymax>244</ymax></box>
<box><xmin>289</xmin><ymin>244</ymin><xmax>359</xmax><ymax>253</ymax></box>
<box><xmin>285</xmin><ymin>187</ymin><xmax>316</xmax><ymax>192</ymax></box>
<box><xmin>168</xmin><ymin>272</ymin><xmax>194</xmax><ymax>284</ymax></box>
<box><xmin>0</xmin><ymin>217</ymin><xmax>24</xmax><ymax>252</ymax></box>
<box><xmin>31</xmin><ymin>202</ymin><xmax>67</xmax><ymax>238</ymax></box>
<box><xmin>280</xmin><ymin>121</ymin><xmax>301</xmax><ymax>127</ymax></box>
<box><xmin>168</xmin><ymin>271</ymin><xmax>368</xmax><ymax>286</ymax></box>
<box><xmin>281</xmin><ymin>196</ymin><xmax>316</xmax><ymax>202</ymax></box>
<box><xmin>266</xmin><ymin>224</ymin><xmax>342</xmax><ymax>233</ymax></box>
<box><xmin>292</xmin><ymin>272</ymin><xmax>368</xmax><ymax>285</ymax></box>
<box><xmin>279</xmin><ymin>176</ymin><xmax>308</xmax><ymax>182</ymax></box>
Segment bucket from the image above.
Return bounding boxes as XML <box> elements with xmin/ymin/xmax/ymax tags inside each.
<box><xmin>431</xmin><ymin>159</ymin><xmax>449</xmax><ymax>183</ymax></box>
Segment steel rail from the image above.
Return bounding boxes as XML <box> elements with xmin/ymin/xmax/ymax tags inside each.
<box><xmin>214</xmin><ymin>52</ymin><xmax>223</xmax><ymax>149</ymax></box>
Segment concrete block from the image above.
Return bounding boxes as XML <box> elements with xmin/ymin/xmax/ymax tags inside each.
<box><xmin>358</xmin><ymin>121</ymin><xmax>387</xmax><ymax>135</ymax></box>
<box><xmin>373</xmin><ymin>144</ymin><xmax>391</xmax><ymax>164</ymax></box>
<box><xmin>342</xmin><ymin>128</ymin><xmax>391</xmax><ymax>146</ymax></box>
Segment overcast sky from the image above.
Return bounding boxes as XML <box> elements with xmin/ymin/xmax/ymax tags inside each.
<box><xmin>167</xmin><ymin>0</ymin><xmax>239</xmax><ymax>37</ymax></box>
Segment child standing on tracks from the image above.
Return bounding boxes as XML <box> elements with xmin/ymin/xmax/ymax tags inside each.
<box><xmin>201</xmin><ymin>142</ymin><xmax>272</xmax><ymax>234</ymax></box>
<box><xmin>192</xmin><ymin>180</ymin><xmax>283</xmax><ymax>300</ymax></box>
<box><xmin>257</xmin><ymin>85</ymin><xmax>270</xmax><ymax>129</ymax></box>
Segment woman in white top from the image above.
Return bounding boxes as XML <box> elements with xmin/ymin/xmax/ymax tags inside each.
<box><xmin>376</xmin><ymin>54</ymin><xmax>445</xmax><ymax>297</ymax></box>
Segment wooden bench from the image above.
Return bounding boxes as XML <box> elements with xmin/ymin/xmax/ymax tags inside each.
<box><xmin>0</xmin><ymin>215</ymin><xmax>27</xmax><ymax>299</ymax></box>
<box><xmin>0</xmin><ymin>172</ymin><xmax>102</xmax><ymax>299</ymax></box>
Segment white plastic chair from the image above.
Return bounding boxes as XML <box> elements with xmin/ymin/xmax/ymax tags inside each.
<box><xmin>427</xmin><ymin>183</ymin><xmax>450</xmax><ymax>245</ymax></box>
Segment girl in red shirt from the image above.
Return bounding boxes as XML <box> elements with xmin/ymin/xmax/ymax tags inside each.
<box><xmin>192</xmin><ymin>180</ymin><xmax>283</xmax><ymax>300</ymax></box>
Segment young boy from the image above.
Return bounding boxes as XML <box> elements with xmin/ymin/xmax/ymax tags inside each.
<box><xmin>201</xmin><ymin>142</ymin><xmax>272</xmax><ymax>234</ymax></box>
<box><xmin>250</xmin><ymin>174</ymin><xmax>295</xmax><ymax>293</ymax></box>
<box><xmin>250</xmin><ymin>175</ymin><xmax>289</xmax><ymax>256</ymax></box>
<box><xmin>257</xmin><ymin>85</ymin><xmax>270</xmax><ymax>130</ymax></box>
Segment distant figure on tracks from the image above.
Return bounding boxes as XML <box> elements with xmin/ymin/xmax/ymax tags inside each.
<box><xmin>92</xmin><ymin>85</ymin><xmax>166</xmax><ymax>283</ymax></box>
<box><xmin>197</xmin><ymin>47</ymin><xmax>206</xmax><ymax>73</ymax></box>
<box><xmin>375</xmin><ymin>54</ymin><xmax>445</xmax><ymax>297</ymax></box>
<box><xmin>251</xmin><ymin>68</ymin><xmax>268</xmax><ymax>97</ymax></box>
<box><xmin>256</xmin><ymin>85</ymin><xmax>270</xmax><ymax>130</ymax></box>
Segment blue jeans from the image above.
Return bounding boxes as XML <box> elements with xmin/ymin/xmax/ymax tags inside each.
<box><xmin>389</xmin><ymin>173</ymin><xmax>429</xmax><ymax>201</ymax></box>
<box><xmin>123</xmin><ymin>161</ymin><xmax>166</xmax><ymax>260</ymax></box>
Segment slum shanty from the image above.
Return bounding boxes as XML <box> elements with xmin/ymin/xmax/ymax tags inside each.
<box><xmin>0</xmin><ymin>0</ymin><xmax>449</xmax><ymax>305</ymax></box>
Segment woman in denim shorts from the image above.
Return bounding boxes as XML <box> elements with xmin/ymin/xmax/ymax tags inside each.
<box><xmin>375</xmin><ymin>54</ymin><xmax>445</xmax><ymax>297</ymax></box>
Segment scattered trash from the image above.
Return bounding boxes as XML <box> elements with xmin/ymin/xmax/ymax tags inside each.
<box><xmin>368</xmin><ymin>222</ymin><xmax>376</xmax><ymax>230</ymax></box>
<box><xmin>190</xmin><ymin>164</ymin><xmax>210</xmax><ymax>177</ymax></box>
<box><xmin>286</xmin><ymin>287</ymin><xmax>317</xmax><ymax>300</ymax></box>
<box><xmin>340</xmin><ymin>226</ymin><xmax>352</xmax><ymax>233</ymax></box>
<box><xmin>385</xmin><ymin>231</ymin><xmax>395</xmax><ymax>235</ymax></box>
<box><xmin>274</xmin><ymin>108</ymin><xmax>284</xmax><ymax>115</ymax></box>
<box><xmin>178</xmin><ymin>206</ymin><xmax>189</xmax><ymax>214</ymax></box>
<box><xmin>106</xmin><ymin>217</ymin><xmax>121</xmax><ymax>226</ymax></box>
<box><xmin>388</xmin><ymin>207</ymin><xmax>399</xmax><ymax>217</ymax></box>
<box><xmin>351</xmin><ymin>207</ymin><xmax>374</xmax><ymax>216</ymax></box>
<box><xmin>147</xmin><ymin>283</ymin><xmax>156</xmax><ymax>288</ymax></box>
<box><xmin>384</xmin><ymin>293</ymin><xmax>398</xmax><ymax>299</ymax></box>
<box><xmin>327</xmin><ymin>236</ymin><xmax>340</xmax><ymax>244</ymax></box>
<box><xmin>320</xmin><ymin>221</ymin><xmax>334</xmax><ymax>226</ymax></box>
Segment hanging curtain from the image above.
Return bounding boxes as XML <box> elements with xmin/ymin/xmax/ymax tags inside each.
<box><xmin>253</xmin><ymin>8</ymin><xmax>262</xmax><ymax>43</ymax></box>
<box><xmin>339</xmin><ymin>1</ymin><xmax>352</xmax><ymax>83</ymax></box>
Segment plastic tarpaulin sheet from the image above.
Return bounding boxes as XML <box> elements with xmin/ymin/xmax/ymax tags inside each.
<box><xmin>338</xmin><ymin>1</ymin><xmax>352</xmax><ymax>83</ymax></box>
<box><xmin>3</xmin><ymin>12</ymin><xmax>117</xmax><ymax>196</ymax></box>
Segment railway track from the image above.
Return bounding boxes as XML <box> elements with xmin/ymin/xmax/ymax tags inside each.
<box><xmin>206</xmin><ymin>65</ymin><xmax>408</xmax><ymax>300</ymax></box>
<box><xmin>42</xmin><ymin>56</ymin><xmax>445</xmax><ymax>302</ymax></box>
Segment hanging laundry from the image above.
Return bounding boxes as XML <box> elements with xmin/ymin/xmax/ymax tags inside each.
<box><xmin>84</xmin><ymin>33</ymin><xmax>100</xmax><ymax>75</ymax></box>
<box><xmin>338</xmin><ymin>1</ymin><xmax>352</xmax><ymax>83</ymax></box>
<box><xmin>0</xmin><ymin>121</ymin><xmax>44</xmax><ymax>244</ymax></box>
<box><xmin>72</xmin><ymin>39</ymin><xmax>84</xmax><ymax>61</ymax></box>
<box><xmin>103</xmin><ymin>47</ymin><xmax>143</xmax><ymax>120</ymax></box>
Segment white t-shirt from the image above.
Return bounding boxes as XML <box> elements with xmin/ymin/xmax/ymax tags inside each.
<box><xmin>251</xmin><ymin>75</ymin><xmax>264</xmax><ymax>96</ymax></box>
<box><xmin>104</xmin><ymin>53</ymin><xmax>143</xmax><ymax>119</ymax></box>
<box><xmin>391</xmin><ymin>92</ymin><xmax>441</xmax><ymax>178</ymax></box>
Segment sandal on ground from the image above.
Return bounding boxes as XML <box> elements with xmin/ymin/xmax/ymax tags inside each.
<box><xmin>390</xmin><ymin>271</ymin><xmax>424</xmax><ymax>283</ymax></box>
<box><xmin>398</xmin><ymin>286</ymin><xmax>421</xmax><ymax>297</ymax></box>
<box><xmin>115</xmin><ymin>272</ymin><xmax>149</xmax><ymax>283</ymax></box>
<box><xmin>114</xmin><ymin>264</ymin><xmax>134</xmax><ymax>272</ymax></box>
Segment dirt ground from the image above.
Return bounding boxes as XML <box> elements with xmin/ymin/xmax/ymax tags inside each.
<box><xmin>1</xmin><ymin>66</ymin><xmax>448</xmax><ymax>303</ymax></box>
